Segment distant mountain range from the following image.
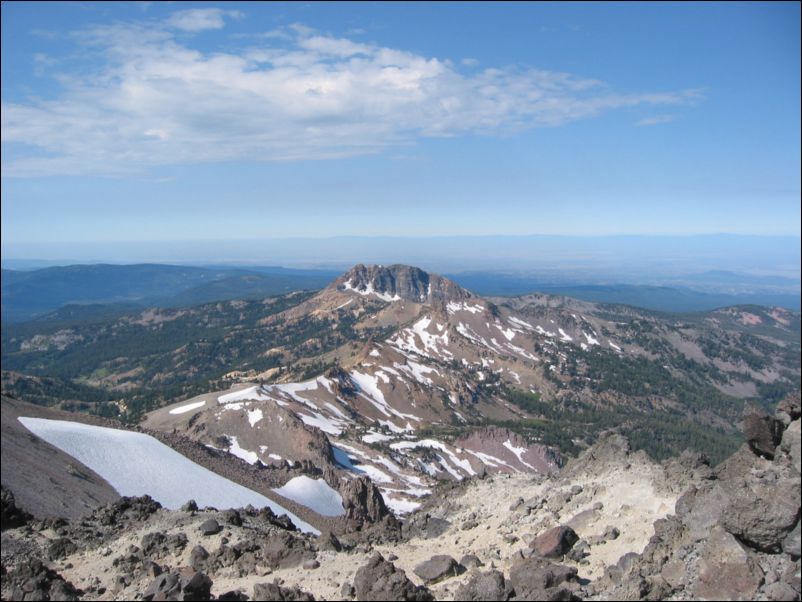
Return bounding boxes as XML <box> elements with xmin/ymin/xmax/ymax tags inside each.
<box><xmin>2</xmin><ymin>263</ymin><xmax>799</xmax><ymax>323</ymax></box>
<box><xmin>1</xmin><ymin>264</ymin><xmax>339</xmax><ymax>322</ymax></box>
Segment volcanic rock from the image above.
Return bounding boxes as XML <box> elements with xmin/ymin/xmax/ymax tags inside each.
<box><xmin>412</xmin><ymin>555</ymin><xmax>461</xmax><ymax>584</ymax></box>
<box><xmin>353</xmin><ymin>552</ymin><xmax>434</xmax><ymax>601</ymax></box>
<box><xmin>531</xmin><ymin>525</ymin><xmax>579</xmax><ymax>558</ymax></box>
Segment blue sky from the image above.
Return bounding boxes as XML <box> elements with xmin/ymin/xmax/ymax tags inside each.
<box><xmin>1</xmin><ymin>1</ymin><xmax>800</xmax><ymax>257</ymax></box>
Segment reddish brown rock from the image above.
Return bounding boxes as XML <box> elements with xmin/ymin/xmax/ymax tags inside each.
<box><xmin>530</xmin><ymin>525</ymin><xmax>579</xmax><ymax>558</ymax></box>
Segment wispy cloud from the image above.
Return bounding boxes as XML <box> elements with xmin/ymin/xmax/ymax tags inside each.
<box><xmin>165</xmin><ymin>8</ymin><xmax>242</xmax><ymax>32</ymax></box>
<box><xmin>2</xmin><ymin>14</ymin><xmax>702</xmax><ymax>177</ymax></box>
<box><xmin>636</xmin><ymin>114</ymin><xmax>677</xmax><ymax>127</ymax></box>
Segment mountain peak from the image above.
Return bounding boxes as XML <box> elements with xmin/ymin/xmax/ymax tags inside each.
<box><xmin>332</xmin><ymin>264</ymin><xmax>472</xmax><ymax>304</ymax></box>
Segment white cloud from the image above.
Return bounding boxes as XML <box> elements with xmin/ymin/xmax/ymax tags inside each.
<box><xmin>636</xmin><ymin>114</ymin><xmax>677</xmax><ymax>127</ymax></box>
<box><xmin>2</xmin><ymin>21</ymin><xmax>702</xmax><ymax>177</ymax></box>
<box><xmin>165</xmin><ymin>8</ymin><xmax>242</xmax><ymax>32</ymax></box>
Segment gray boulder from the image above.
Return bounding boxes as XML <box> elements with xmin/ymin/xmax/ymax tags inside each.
<box><xmin>454</xmin><ymin>570</ymin><xmax>512</xmax><ymax>601</ymax></box>
<box><xmin>719</xmin><ymin>461</ymin><xmax>801</xmax><ymax>552</ymax></box>
<box><xmin>143</xmin><ymin>568</ymin><xmax>213</xmax><ymax>601</ymax></box>
<box><xmin>252</xmin><ymin>582</ymin><xmax>315</xmax><ymax>600</ymax></box>
<box><xmin>412</xmin><ymin>555</ymin><xmax>461</xmax><ymax>584</ymax></box>
<box><xmin>743</xmin><ymin>410</ymin><xmax>783</xmax><ymax>458</ymax></box>
<box><xmin>508</xmin><ymin>557</ymin><xmax>580</xmax><ymax>600</ymax></box>
<box><xmin>199</xmin><ymin>518</ymin><xmax>222</xmax><ymax>536</ymax></box>
<box><xmin>353</xmin><ymin>553</ymin><xmax>434</xmax><ymax>601</ymax></box>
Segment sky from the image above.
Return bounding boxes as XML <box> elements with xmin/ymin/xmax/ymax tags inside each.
<box><xmin>1</xmin><ymin>1</ymin><xmax>800</xmax><ymax>260</ymax></box>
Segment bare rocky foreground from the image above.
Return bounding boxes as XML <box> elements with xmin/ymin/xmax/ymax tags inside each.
<box><xmin>2</xmin><ymin>394</ymin><xmax>799</xmax><ymax>601</ymax></box>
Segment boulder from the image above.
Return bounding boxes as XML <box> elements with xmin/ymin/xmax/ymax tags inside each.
<box><xmin>743</xmin><ymin>410</ymin><xmax>784</xmax><ymax>458</ymax></box>
<box><xmin>181</xmin><ymin>500</ymin><xmax>198</xmax><ymax>513</ymax></box>
<box><xmin>776</xmin><ymin>393</ymin><xmax>801</xmax><ymax>424</ymax></box>
<box><xmin>508</xmin><ymin>556</ymin><xmax>580</xmax><ymax>600</ymax></box>
<box><xmin>353</xmin><ymin>553</ymin><xmax>434</xmax><ymax>601</ymax></box>
<box><xmin>222</xmin><ymin>509</ymin><xmax>242</xmax><ymax>527</ymax></box>
<box><xmin>189</xmin><ymin>545</ymin><xmax>210</xmax><ymax>570</ymax></box>
<box><xmin>719</xmin><ymin>462</ymin><xmax>801</xmax><ymax>552</ymax></box>
<box><xmin>402</xmin><ymin>513</ymin><xmax>451</xmax><ymax>539</ymax></box>
<box><xmin>412</xmin><ymin>555</ymin><xmax>461</xmax><ymax>584</ymax></box>
<box><xmin>199</xmin><ymin>518</ymin><xmax>222</xmax><ymax>536</ymax></box>
<box><xmin>252</xmin><ymin>581</ymin><xmax>315</xmax><ymax>600</ymax></box>
<box><xmin>693</xmin><ymin>526</ymin><xmax>764</xmax><ymax>601</ymax></box>
<box><xmin>179</xmin><ymin>567</ymin><xmax>213</xmax><ymax>600</ymax></box>
<box><xmin>531</xmin><ymin>525</ymin><xmax>579</xmax><ymax>558</ymax></box>
<box><xmin>141</xmin><ymin>531</ymin><xmax>189</xmax><ymax>558</ymax></box>
<box><xmin>454</xmin><ymin>570</ymin><xmax>512</xmax><ymax>601</ymax></box>
<box><xmin>47</xmin><ymin>537</ymin><xmax>77</xmax><ymax>561</ymax></box>
<box><xmin>460</xmin><ymin>554</ymin><xmax>484</xmax><ymax>569</ymax></box>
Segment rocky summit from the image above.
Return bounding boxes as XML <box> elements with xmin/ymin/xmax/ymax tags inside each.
<box><xmin>332</xmin><ymin>263</ymin><xmax>472</xmax><ymax>304</ymax></box>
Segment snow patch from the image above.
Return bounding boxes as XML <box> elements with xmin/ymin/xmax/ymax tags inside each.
<box><xmin>247</xmin><ymin>409</ymin><xmax>263</xmax><ymax>427</ymax></box>
<box><xmin>227</xmin><ymin>436</ymin><xmax>260</xmax><ymax>465</ymax></box>
<box><xmin>273</xmin><ymin>476</ymin><xmax>344</xmax><ymax>517</ymax></box>
<box><xmin>169</xmin><ymin>400</ymin><xmax>206</xmax><ymax>415</ymax></box>
<box><xmin>18</xmin><ymin>417</ymin><xmax>318</xmax><ymax>534</ymax></box>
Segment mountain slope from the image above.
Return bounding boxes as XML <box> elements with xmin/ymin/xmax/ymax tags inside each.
<box><xmin>3</xmin><ymin>264</ymin><xmax>800</xmax><ymax>484</ymax></box>
<box><xmin>137</xmin><ymin>264</ymin><xmax>798</xmax><ymax>511</ymax></box>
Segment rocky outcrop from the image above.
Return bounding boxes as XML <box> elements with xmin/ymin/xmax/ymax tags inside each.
<box><xmin>1</xmin><ymin>558</ymin><xmax>81</xmax><ymax>601</ymax></box>
<box><xmin>590</xmin><ymin>392</ymin><xmax>802</xmax><ymax>601</ymax></box>
<box><xmin>340</xmin><ymin>476</ymin><xmax>391</xmax><ymax>524</ymax></box>
<box><xmin>333</xmin><ymin>264</ymin><xmax>472</xmax><ymax>304</ymax></box>
<box><xmin>352</xmin><ymin>552</ymin><xmax>434</xmax><ymax>601</ymax></box>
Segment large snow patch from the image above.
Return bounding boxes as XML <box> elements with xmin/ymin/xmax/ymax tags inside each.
<box><xmin>18</xmin><ymin>417</ymin><xmax>319</xmax><ymax>534</ymax></box>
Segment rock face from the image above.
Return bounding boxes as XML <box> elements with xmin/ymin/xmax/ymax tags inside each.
<box><xmin>353</xmin><ymin>553</ymin><xmax>434</xmax><ymax>601</ymax></box>
<box><xmin>333</xmin><ymin>264</ymin><xmax>472</xmax><ymax>304</ymax></box>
